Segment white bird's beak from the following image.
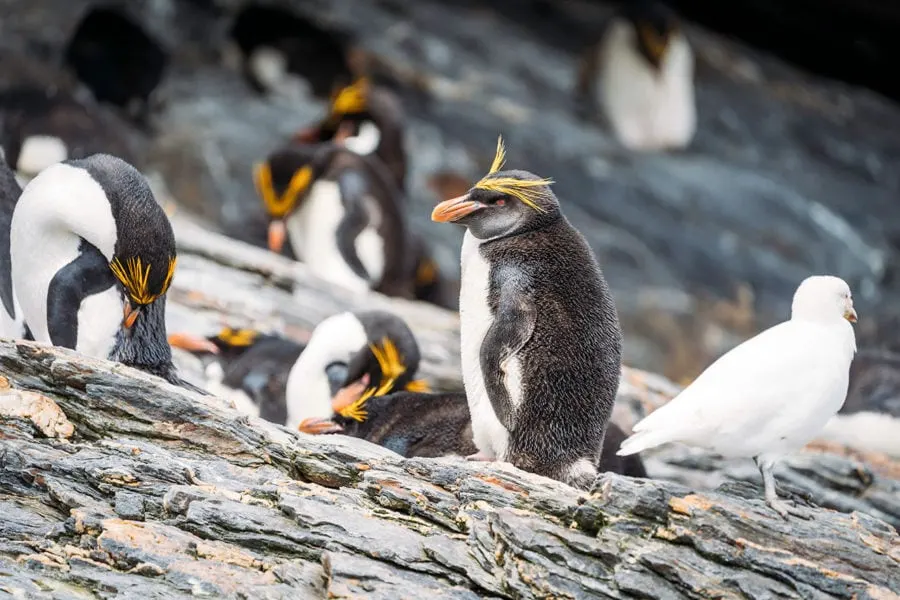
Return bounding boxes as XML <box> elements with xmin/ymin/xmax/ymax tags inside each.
<box><xmin>844</xmin><ymin>306</ymin><xmax>858</xmax><ymax>323</ymax></box>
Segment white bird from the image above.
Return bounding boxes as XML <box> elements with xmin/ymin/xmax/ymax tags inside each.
<box><xmin>618</xmin><ymin>275</ymin><xmax>858</xmax><ymax>518</ymax></box>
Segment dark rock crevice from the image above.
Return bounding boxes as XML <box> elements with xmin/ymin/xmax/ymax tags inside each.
<box><xmin>63</xmin><ymin>6</ymin><xmax>169</xmax><ymax>123</ymax></box>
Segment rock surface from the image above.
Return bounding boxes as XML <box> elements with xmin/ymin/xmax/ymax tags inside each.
<box><xmin>2</xmin><ymin>221</ymin><xmax>900</xmax><ymax>598</ymax></box>
<box><xmin>2</xmin><ymin>339</ymin><xmax>899</xmax><ymax>599</ymax></box>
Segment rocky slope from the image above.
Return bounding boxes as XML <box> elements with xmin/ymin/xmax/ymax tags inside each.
<box><xmin>2</xmin><ymin>219</ymin><xmax>899</xmax><ymax>598</ymax></box>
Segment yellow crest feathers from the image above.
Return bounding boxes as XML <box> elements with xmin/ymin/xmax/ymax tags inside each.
<box><xmin>253</xmin><ymin>163</ymin><xmax>312</xmax><ymax>219</ymax></box>
<box><xmin>110</xmin><ymin>256</ymin><xmax>176</xmax><ymax>305</ymax></box>
<box><xmin>473</xmin><ymin>136</ymin><xmax>554</xmax><ymax>213</ymax></box>
<box><xmin>217</xmin><ymin>328</ymin><xmax>259</xmax><ymax>347</ymax></box>
<box><xmin>488</xmin><ymin>135</ymin><xmax>506</xmax><ymax>175</ymax></box>
<box><xmin>337</xmin><ymin>386</ymin><xmax>376</xmax><ymax>423</ymax></box>
<box><xmin>331</xmin><ymin>77</ymin><xmax>369</xmax><ymax>115</ymax></box>
<box><xmin>404</xmin><ymin>379</ymin><xmax>431</xmax><ymax>393</ymax></box>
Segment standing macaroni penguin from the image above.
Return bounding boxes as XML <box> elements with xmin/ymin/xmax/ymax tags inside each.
<box><xmin>0</xmin><ymin>150</ymin><xmax>26</xmax><ymax>338</ymax></box>
<box><xmin>254</xmin><ymin>141</ymin><xmax>413</xmax><ymax>297</ymax></box>
<box><xmin>431</xmin><ymin>137</ymin><xmax>623</xmax><ymax>489</ymax></box>
<box><xmin>295</xmin><ymin>77</ymin><xmax>407</xmax><ymax>193</ymax></box>
<box><xmin>10</xmin><ymin>154</ymin><xmax>197</xmax><ymax>390</ymax></box>
<box><xmin>576</xmin><ymin>0</ymin><xmax>696</xmax><ymax>151</ymax></box>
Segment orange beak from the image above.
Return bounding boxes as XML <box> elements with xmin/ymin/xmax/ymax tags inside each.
<box><xmin>431</xmin><ymin>194</ymin><xmax>484</xmax><ymax>223</ymax></box>
<box><xmin>168</xmin><ymin>332</ymin><xmax>221</xmax><ymax>354</ymax></box>
<box><xmin>268</xmin><ymin>220</ymin><xmax>287</xmax><ymax>253</ymax></box>
<box><xmin>123</xmin><ymin>302</ymin><xmax>140</xmax><ymax>329</ymax></box>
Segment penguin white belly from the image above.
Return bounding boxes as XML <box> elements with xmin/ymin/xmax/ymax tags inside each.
<box><xmin>17</xmin><ymin>135</ymin><xmax>68</xmax><ymax>176</ymax></box>
<box><xmin>75</xmin><ymin>287</ymin><xmax>121</xmax><ymax>359</ymax></box>
<box><xmin>287</xmin><ymin>181</ymin><xmax>380</xmax><ymax>293</ymax></box>
<box><xmin>459</xmin><ymin>231</ymin><xmax>510</xmax><ymax>459</ymax></box>
<box><xmin>0</xmin><ymin>294</ymin><xmax>24</xmax><ymax>339</ymax></box>
<box><xmin>599</xmin><ymin>22</ymin><xmax>696</xmax><ymax>151</ymax></box>
<box><xmin>344</xmin><ymin>122</ymin><xmax>381</xmax><ymax>157</ymax></box>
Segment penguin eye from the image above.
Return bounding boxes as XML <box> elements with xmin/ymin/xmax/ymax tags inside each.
<box><xmin>494</xmin><ymin>198</ymin><xmax>506</xmax><ymax>207</ymax></box>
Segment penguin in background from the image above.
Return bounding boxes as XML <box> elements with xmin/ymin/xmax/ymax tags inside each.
<box><xmin>0</xmin><ymin>149</ymin><xmax>27</xmax><ymax>339</ymax></box>
<box><xmin>293</xmin><ymin>76</ymin><xmax>408</xmax><ymax>194</ymax></box>
<box><xmin>285</xmin><ymin>310</ymin><xmax>429</xmax><ymax>434</ymax></box>
<box><xmin>323</xmin><ymin>380</ymin><xmax>647</xmax><ymax>477</ymax></box>
<box><xmin>576</xmin><ymin>0</ymin><xmax>696</xmax><ymax>152</ymax></box>
<box><xmin>254</xmin><ymin>140</ymin><xmax>415</xmax><ymax>298</ymax></box>
<box><xmin>430</xmin><ymin>136</ymin><xmax>623</xmax><ymax>490</ymax></box>
<box><xmin>10</xmin><ymin>154</ymin><xmax>199</xmax><ymax>391</ymax></box>
<box><xmin>168</xmin><ymin>327</ymin><xmax>305</xmax><ymax>423</ymax></box>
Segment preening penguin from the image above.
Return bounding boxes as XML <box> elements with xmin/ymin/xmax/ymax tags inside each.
<box><xmin>431</xmin><ymin>136</ymin><xmax>623</xmax><ymax>490</ymax></box>
<box><xmin>168</xmin><ymin>327</ymin><xmax>305</xmax><ymax>424</ymax></box>
<box><xmin>295</xmin><ymin>77</ymin><xmax>407</xmax><ymax>193</ymax></box>
<box><xmin>618</xmin><ymin>275</ymin><xmax>858</xmax><ymax>518</ymax></box>
<box><xmin>10</xmin><ymin>154</ymin><xmax>195</xmax><ymax>390</ymax></box>
<box><xmin>326</xmin><ymin>383</ymin><xmax>647</xmax><ymax>477</ymax></box>
<box><xmin>284</xmin><ymin>310</ymin><xmax>428</xmax><ymax>433</ymax></box>
<box><xmin>0</xmin><ymin>152</ymin><xmax>26</xmax><ymax>339</ymax></box>
<box><xmin>254</xmin><ymin>141</ymin><xmax>414</xmax><ymax>297</ymax></box>
<box><xmin>576</xmin><ymin>0</ymin><xmax>696</xmax><ymax>151</ymax></box>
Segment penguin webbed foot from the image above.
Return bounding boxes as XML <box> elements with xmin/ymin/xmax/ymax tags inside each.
<box><xmin>298</xmin><ymin>417</ymin><xmax>345</xmax><ymax>435</ymax></box>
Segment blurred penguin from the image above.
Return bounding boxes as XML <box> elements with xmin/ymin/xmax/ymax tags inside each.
<box><xmin>576</xmin><ymin>0</ymin><xmax>696</xmax><ymax>151</ymax></box>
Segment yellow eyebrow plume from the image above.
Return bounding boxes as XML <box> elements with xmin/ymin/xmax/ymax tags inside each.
<box><xmin>217</xmin><ymin>328</ymin><xmax>259</xmax><ymax>347</ymax></box>
<box><xmin>473</xmin><ymin>135</ymin><xmax>553</xmax><ymax>213</ymax></box>
<box><xmin>331</xmin><ymin>77</ymin><xmax>369</xmax><ymax>115</ymax></box>
<box><xmin>253</xmin><ymin>163</ymin><xmax>312</xmax><ymax>219</ymax></box>
<box><xmin>404</xmin><ymin>379</ymin><xmax>431</xmax><ymax>393</ymax></box>
<box><xmin>369</xmin><ymin>337</ymin><xmax>407</xmax><ymax>396</ymax></box>
<box><xmin>337</xmin><ymin>386</ymin><xmax>377</xmax><ymax>422</ymax></box>
<box><xmin>110</xmin><ymin>256</ymin><xmax>176</xmax><ymax>305</ymax></box>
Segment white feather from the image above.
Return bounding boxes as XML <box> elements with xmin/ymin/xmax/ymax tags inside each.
<box><xmin>598</xmin><ymin>19</ymin><xmax>696</xmax><ymax>151</ymax></box>
<box><xmin>17</xmin><ymin>136</ymin><xmax>68</xmax><ymax>176</ymax></box>
<box><xmin>285</xmin><ymin>180</ymin><xmax>384</xmax><ymax>292</ymax></box>
<box><xmin>248</xmin><ymin>46</ymin><xmax>287</xmax><ymax>91</ymax></box>
<box><xmin>459</xmin><ymin>230</ymin><xmax>510</xmax><ymax>460</ymax></box>
<box><xmin>819</xmin><ymin>411</ymin><xmax>900</xmax><ymax>458</ymax></box>
<box><xmin>619</xmin><ymin>276</ymin><xmax>857</xmax><ymax>459</ymax></box>
<box><xmin>10</xmin><ymin>163</ymin><xmax>119</xmax><ymax>358</ymax></box>
<box><xmin>284</xmin><ymin>312</ymin><xmax>367</xmax><ymax>429</ymax></box>
<box><xmin>0</xmin><ymin>293</ymin><xmax>25</xmax><ymax>340</ymax></box>
<box><xmin>344</xmin><ymin>122</ymin><xmax>381</xmax><ymax>157</ymax></box>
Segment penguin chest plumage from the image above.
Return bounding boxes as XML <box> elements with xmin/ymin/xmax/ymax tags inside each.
<box><xmin>344</xmin><ymin>121</ymin><xmax>381</xmax><ymax>157</ymax></box>
<box><xmin>458</xmin><ymin>231</ymin><xmax>512</xmax><ymax>459</ymax></box>
<box><xmin>285</xmin><ymin>180</ymin><xmax>385</xmax><ymax>292</ymax></box>
<box><xmin>599</xmin><ymin>20</ymin><xmax>696</xmax><ymax>151</ymax></box>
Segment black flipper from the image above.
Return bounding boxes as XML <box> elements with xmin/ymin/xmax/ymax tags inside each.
<box><xmin>334</xmin><ymin>169</ymin><xmax>374</xmax><ymax>281</ymax></box>
<box><xmin>480</xmin><ymin>270</ymin><xmax>537</xmax><ymax>432</ymax></box>
<box><xmin>46</xmin><ymin>240</ymin><xmax>117</xmax><ymax>349</ymax></box>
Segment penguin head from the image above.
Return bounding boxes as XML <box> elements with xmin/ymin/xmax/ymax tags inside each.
<box><xmin>430</xmin><ymin>136</ymin><xmax>558</xmax><ymax>240</ymax></box>
<box><xmin>253</xmin><ymin>142</ymin><xmax>334</xmax><ymax>253</ymax></box>
<box><xmin>329</xmin><ymin>77</ymin><xmax>370</xmax><ymax>119</ymax></box>
<box><xmin>168</xmin><ymin>327</ymin><xmax>264</xmax><ymax>359</ymax></box>
<box><xmin>791</xmin><ymin>275</ymin><xmax>858</xmax><ymax>325</ymax></box>
<box><xmin>623</xmin><ymin>1</ymin><xmax>680</xmax><ymax>70</ymax></box>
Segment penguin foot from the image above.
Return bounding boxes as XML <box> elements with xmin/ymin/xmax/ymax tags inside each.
<box><xmin>298</xmin><ymin>418</ymin><xmax>344</xmax><ymax>435</ymax></box>
<box><xmin>466</xmin><ymin>451</ymin><xmax>495</xmax><ymax>462</ymax></box>
<box><xmin>766</xmin><ymin>497</ymin><xmax>813</xmax><ymax>521</ymax></box>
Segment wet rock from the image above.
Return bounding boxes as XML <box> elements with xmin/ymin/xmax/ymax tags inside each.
<box><xmin>1</xmin><ymin>339</ymin><xmax>899</xmax><ymax>597</ymax></box>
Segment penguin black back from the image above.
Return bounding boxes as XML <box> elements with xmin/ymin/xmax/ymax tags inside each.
<box><xmin>0</xmin><ymin>152</ymin><xmax>22</xmax><ymax>324</ymax></box>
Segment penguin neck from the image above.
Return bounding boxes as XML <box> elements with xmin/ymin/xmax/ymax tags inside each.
<box><xmin>108</xmin><ymin>297</ymin><xmax>179</xmax><ymax>383</ymax></box>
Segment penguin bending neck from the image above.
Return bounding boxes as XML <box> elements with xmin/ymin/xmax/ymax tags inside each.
<box><xmin>10</xmin><ymin>154</ymin><xmax>194</xmax><ymax>391</ymax></box>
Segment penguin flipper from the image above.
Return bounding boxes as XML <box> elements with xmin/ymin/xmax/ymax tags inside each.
<box><xmin>46</xmin><ymin>243</ymin><xmax>117</xmax><ymax>349</ymax></box>
<box><xmin>334</xmin><ymin>169</ymin><xmax>374</xmax><ymax>281</ymax></box>
<box><xmin>480</xmin><ymin>285</ymin><xmax>537</xmax><ymax>432</ymax></box>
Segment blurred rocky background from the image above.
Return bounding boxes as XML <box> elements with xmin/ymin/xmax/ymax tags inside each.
<box><xmin>2</xmin><ymin>0</ymin><xmax>900</xmax><ymax>382</ymax></box>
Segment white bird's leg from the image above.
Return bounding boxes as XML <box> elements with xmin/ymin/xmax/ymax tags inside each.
<box><xmin>755</xmin><ymin>457</ymin><xmax>812</xmax><ymax>520</ymax></box>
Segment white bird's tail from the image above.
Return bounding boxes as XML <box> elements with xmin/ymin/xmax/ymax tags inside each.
<box><xmin>616</xmin><ymin>427</ymin><xmax>678</xmax><ymax>456</ymax></box>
